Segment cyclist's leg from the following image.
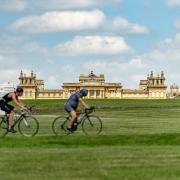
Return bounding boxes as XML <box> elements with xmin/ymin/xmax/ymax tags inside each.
<box><xmin>7</xmin><ymin>110</ymin><xmax>15</xmax><ymax>130</ymax></box>
<box><xmin>67</xmin><ymin>110</ymin><xmax>77</xmax><ymax>129</ymax></box>
<box><xmin>64</xmin><ymin>103</ymin><xmax>77</xmax><ymax>129</ymax></box>
<box><xmin>1</xmin><ymin>103</ymin><xmax>15</xmax><ymax>130</ymax></box>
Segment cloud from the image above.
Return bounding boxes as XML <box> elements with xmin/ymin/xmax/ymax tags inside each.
<box><xmin>144</xmin><ymin>33</ymin><xmax>180</xmax><ymax>62</ymax></box>
<box><xmin>0</xmin><ymin>68</ymin><xmax>21</xmax><ymax>85</ymax></box>
<box><xmin>83</xmin><ymin>58</ymin><xmax>146</xmax><ymax>74</ymax></box>
<box><xmin>136</xmin><ymin>33</ymin><xmax>180</xmax><ymax>87</ymax></box>
<box><xmin>175</xmin><ymin>19</ymin><xmax>180</xmax><ymax>29</ymax></box>
<box><xmin>82</xmin><ymin>57</ymin><xmax>147</xmax><ymax>87</ymax></box>
<box><xmin>54</xmin><ymin>36</ymin><xmax>132</xmax><ymax>55</ymax></box>
<box><xmin>0</xmin><ymin>0</ymin><xmax>27</xmax><ymax>12</ymax></box>
<box><xmin>112</xmin><ymin>17</ymin><xmax>149</xmax><ymax>34</ymax></box>
<box><xmin>81</xmin><ymin>33</ymin><xmax>180</xmax><ymax>88</ymax></box>
<box><xmin>167</xmin><ymin>0</ymin><xmax>180</xmax><ymax>7</ymax></box>
<box><xmin>0</xmin><ymin>35</ymin><xmax>48</xmax><ymax>56</ymax></box>
<box><xmin>10</xmin><ymin>10</ymin><xmax>105</xmax><ymax>34</ymax></box>
<box><xmin>32</xmin><ymin>0</ymin><xmax>122</xmax><ymax>11</ymax></box>
<box><xmin>9</xmin><ymin>9</ymin><xmax>149</xmax><ymax>35</ymax></box>
<box><xmin>46</xmin><ymin>76</ymin><xmax>60</xmax><ymax>87</ymax></box>
<box><xmin>0</xmin><ymin>0</ymin><xmax>122</xmax><ymax>12</ymax></box>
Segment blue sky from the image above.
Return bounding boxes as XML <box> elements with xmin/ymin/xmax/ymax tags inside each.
<box><xmin>0</xmin><ymin>0</ymin><xmax>180</xmax><ymax>90</ymax></box>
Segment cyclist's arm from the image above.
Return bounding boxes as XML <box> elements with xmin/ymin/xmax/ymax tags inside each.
<box><xmin>79</xmin><ymin>98</ymin><xmax>90</xmax><ymax>109</ymax></box>
<box><xmin>12</xmin><ymin>93</ymin><xmax>26</xmax><ymax>109</ymax></box>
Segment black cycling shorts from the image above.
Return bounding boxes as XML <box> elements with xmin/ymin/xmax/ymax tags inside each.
<box><xmin>0</xmin><ymin>100</ymin><xmax>14</xmax><ymax>114</ymax></box>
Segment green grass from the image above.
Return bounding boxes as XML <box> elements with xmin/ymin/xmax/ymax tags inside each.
<box><xmin>19</xmin><ymin>99</ymin><xmax>180</xmax><ymax>114</ymax></box>
<box><xmin>1</xmin><ymin>99</ymin><xmax>180</xmax><ymax>179</ymax></box>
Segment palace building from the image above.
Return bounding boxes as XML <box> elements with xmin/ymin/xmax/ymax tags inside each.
<box><xmin>169</xmin><ymin>83</ymin><xmax>180</xmax><ymax>98</ymax></box>
<box><xmin>18</xmin><ymin>70</ymin><xmax>167</xmax><ymax>99</ymax></box>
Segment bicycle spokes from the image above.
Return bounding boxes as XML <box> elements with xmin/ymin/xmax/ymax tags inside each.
<box><xmin>82</xmin><ymin>115</ymin><xmax>102</xmax><ymax>135</ymax></box>
<box><xmin>52</xmin><ymin>116</ymin><xmax>68</xmax><ymax>136</ymax></box>
<box><xmin>22</xmin><ymin>117</ymin><xmax>30</xmax><ymax>127</ymax></box>
<box><xmin>18</xmin><ymin>116</ymin><xmax>39</xmax><ymax>137</ymax></box>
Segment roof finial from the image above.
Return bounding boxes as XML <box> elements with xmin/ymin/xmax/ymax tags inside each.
<box><xmin>31</xmin><ymin>70</ymin><xmax>34</xmax><ymax>77</ymax></box>
<box><xmin>150</xmin><ymin>71</ymin><xmax>153</xmax><ymax>78</ymax></box>
<box><xmin>20</xmin><ymin>70</ymin><xmax>23</xmax><ymax>77</ymax></box>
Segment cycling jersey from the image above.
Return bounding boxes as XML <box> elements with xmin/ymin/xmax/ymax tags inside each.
<box><xmin>64</xmin><ymin>92</ymin><xmax>81</xmax><ymax>113</ymax></box>
<box><xmin>66</xmin><ymin>92</ymin><xmax>81</xmax><ymax>109</ymax></box>
<box><xmin>0</xmin><ymin>92</ymin><xmax>15</xmax><ymax>113</ymax></box>
<box><xmin>2</xmin><ymin>92</ymin><xmax>14</xmax><ymax>103</ymax></box>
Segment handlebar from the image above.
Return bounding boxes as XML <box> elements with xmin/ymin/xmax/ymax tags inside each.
<box><xmin>20</xmin><ymin>106</ymin><xmax>35</xmax><ymax>115</ymax></box>
<box><xmin>85</xmin><ymin>106</ymin><xmax>95</xmax><ymax>114</ymax></box>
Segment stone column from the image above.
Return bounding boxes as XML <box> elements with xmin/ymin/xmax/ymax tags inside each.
<box><xmin>88</xmin><ymin>89</ymin><xmax>90</xmax><ymax>99</ymax></box>
<box><xmin>94</xmin><ymin>90</ymin><xmax>97</xmax><ymax>99</ymax></box>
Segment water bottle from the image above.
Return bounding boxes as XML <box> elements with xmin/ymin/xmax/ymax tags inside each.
<box><xmin>77</xmin><ymin>116</ymin><xmax>82</xmax><ymax>124</ymax></box>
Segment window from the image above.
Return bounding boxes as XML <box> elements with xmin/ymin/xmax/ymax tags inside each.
<box><xmin>152</xmin><ymin>92</ymin><xmax>155</xmax><ymax>97</ymax></box>
<box><xmin>156</xmin><ymin>92</ymin><xmax>159</xmax><ymax>98</ymax></box>
<box><xmin>96</xmin><ymin>90</ymin><xmax>100</xmax><ymax>97</ymax></box>
<box><xmin>90</xmin><ymin>90</ymin><xmax>94</xmax><ymax>97</ymax></box>
<box><xmin>161</xmin><ymin>92</ymin><xmax>164</xmax><ymax>97</ymax></box>
<box><xmin>111</xmin><ymin>91</ymin><xmax>114</xmax><ymax>98</ymax></box>
<box><xmin>25</xmin><ymin>91</ymin><xmax>28</xmax><ymax>96</ymax></box>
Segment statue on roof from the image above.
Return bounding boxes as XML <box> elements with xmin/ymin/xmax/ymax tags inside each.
<box><xmin>88</xmin><ymin>71</ymin><xmax>97</xmax><ymax>78</ymax></box>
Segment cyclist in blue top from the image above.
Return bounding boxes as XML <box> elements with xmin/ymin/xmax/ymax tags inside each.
<box><xmin>64</xmin><ymin>88</ymin><xmax>90</xmax><ymax>132</ymax></box>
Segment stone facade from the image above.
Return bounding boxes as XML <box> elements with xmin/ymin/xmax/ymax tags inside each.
<box><xmin>170</xmin><ymin>83</ymin><xmax>180</xmax><ymax>98</ymax></box>
<box><xmin>18</xmin><ymin>70</ymin><xmax>167</xmax><ymax>99</ymax></box>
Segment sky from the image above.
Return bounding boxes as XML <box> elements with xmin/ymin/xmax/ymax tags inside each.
<box><xmin>0</xmin><ymin>0</ymin><xmax>180</xmax><ymax>90</ymax></box>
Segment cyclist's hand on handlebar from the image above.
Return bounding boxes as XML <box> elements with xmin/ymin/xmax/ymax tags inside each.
<box><xmin>22</xmin><ymin>106</ymin><xmax>30</xmax><ymax>112</ymax></box>
<box><xmin>89</xmin><ymin>106</ymin><xmax>95</xmax><ymax>109</ymax></box>
<box><xmin>86</xmin><ymin>106</ymin><xmax>95</xmax><ymax>110</ymax></box>
<box><xmin>85</xmin><ymin>106</ymin><xmax>91</xmax><ymax>110</ymax></box>
<box><xmin>13</xmin><ymin>109</ymin><xmax>17</xmax><ymax>114</ymax></box>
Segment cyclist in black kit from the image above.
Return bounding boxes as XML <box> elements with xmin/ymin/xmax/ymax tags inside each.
<box><xmin>0</xmin><ymin>87</ymin><xmax>28</xmax><ymax>133</ymax></box>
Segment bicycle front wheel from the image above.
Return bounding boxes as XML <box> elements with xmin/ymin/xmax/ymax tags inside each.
<box><xmin>82</xmin><ymin>115</ymin><xmax>102</xmax><ymax>135</ymax></box>
<box><xmin>18</xmin><ymin>116</ymin><xmax>39</xmax><ymax>137</ymax></box>
<box><xmin>52</xmin><ymin>116</ymin><xmax>68</xmax><ymax>136</ymax></box>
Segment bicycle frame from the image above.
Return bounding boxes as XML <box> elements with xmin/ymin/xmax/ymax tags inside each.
<box><xmin>11</xmin><ymin>113</ymin><xmax>27</xmax><ymax>129</ymax></box>
<box><xmin>66</xmin><ymin>109</ymin><xmax>94</xmax><ymax>125</ymax></box>
<box><xmin>0</xmin><ymin>107</ymin><xmax>35</xmax><ymax>136</ymax></box>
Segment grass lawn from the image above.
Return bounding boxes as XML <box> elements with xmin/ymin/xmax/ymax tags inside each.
<box><xmin>1</xmin><ymin>99</ymin><xmax>180</xmax><ymax>180</ymax></box>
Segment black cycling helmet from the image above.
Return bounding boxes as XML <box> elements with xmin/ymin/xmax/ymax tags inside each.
<box><xmin>16</xmin><ymin>87</ymin><xmax>24</xmax><ymax>93</ymax></box>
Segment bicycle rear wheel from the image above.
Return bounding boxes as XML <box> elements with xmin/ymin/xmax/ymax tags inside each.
<box><xmin>0</xmin><ymin>118</ymin><xmax>7</xmax><ymax>129</ymax></box>
<box><xmin>52</xmin><ymin>116</ymin><xmax>68</xmax><ymax>136</ymax></box>
<box><xmin>82</xmin><ymin>115</ymin><xmax>102</xmax><ymax>135</ymax></box>
<box><xmin>18</xmin><ymin>116</ymin><xmax>39</xmax><ymax>137</ymax></box>
<box><xmin>0</xmin><ymin>118</ymin><xmax>8</xmax><ymax>136</ymax></box>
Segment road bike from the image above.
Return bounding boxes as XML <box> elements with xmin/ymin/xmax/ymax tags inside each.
<box><xmin>52</xmin><ymin>107</ymin><xmax>102</xmax><ymax>136</ymax></box>
<box><xmin>0</xmin><ymin>107</ymin><xmax>39</xmax><ymax>137</ymax></box>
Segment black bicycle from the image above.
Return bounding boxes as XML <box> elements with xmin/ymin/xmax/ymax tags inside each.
<box><xmin>52</xmin><ymin>107</ymin><xmax>102</xmax><ymax>136</ymax></box>
<box><xmin>0</xmin><ymin>106</ymin><xmax>39</xmax><ymax>137</ymax></box>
